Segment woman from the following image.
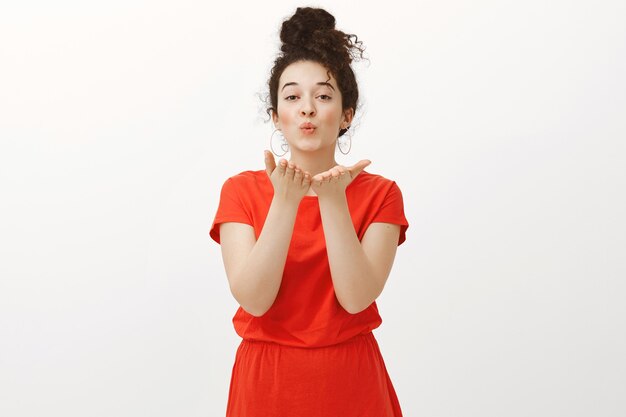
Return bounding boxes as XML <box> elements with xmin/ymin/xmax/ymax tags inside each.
<box><xmin>209</xmin><ymin>7</ymin><xmax>409</xmax><ymax>416</ymax></box>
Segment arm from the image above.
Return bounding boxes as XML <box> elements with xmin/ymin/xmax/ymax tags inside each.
<box><xmin>218</xmin><ymin>152</ymin><xmax>311</xmax><ymax>317</ymax></box>
<box><xmin>318</xmin><ymin>193</ymin><xmax>401</xmax><ymax>314</ymax></box>
<box><xmin>219</xmin><ymin>196</ymin><xmax>299</xmax><ymax>317</ymax></box>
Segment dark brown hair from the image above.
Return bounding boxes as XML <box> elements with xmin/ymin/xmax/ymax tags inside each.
<box><xmin>264</xmin><ymin>7</ymin><xmax>367</xmax><ymax>138</ymax></box>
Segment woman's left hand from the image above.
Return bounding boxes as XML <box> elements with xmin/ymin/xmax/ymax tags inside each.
<box><xmin>311</xmin><ymin>159</ymin><xmax>371</xmax><ymax>199</ymax></box>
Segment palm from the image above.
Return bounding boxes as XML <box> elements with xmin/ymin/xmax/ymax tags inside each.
<box><xmin>311</xmin><ymin>159</ymin><xmax>371</xmax><ymax>195</ymax></box>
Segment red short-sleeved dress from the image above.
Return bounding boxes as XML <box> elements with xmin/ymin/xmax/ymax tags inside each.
<box><xmin>209</xmin><ymin>168</ymin><xmax>409</xmax><ymax>417</ymax></box>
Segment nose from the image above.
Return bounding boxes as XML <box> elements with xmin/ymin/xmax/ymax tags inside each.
<box><xmin>300</xmin><ymin>97</ymin><xmax>316</xmax><ymax>116</ymax></box>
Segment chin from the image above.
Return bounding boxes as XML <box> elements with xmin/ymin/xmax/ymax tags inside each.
<box><xmin>293</xmin><ymin>145</ymin><xmax>320</xmax><ymax>153</ymax></box>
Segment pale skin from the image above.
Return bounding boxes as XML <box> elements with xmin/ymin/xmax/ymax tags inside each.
<box><xmin>219</xmin><ymin>60</ymin><xmax>401</xmax><ymax>316</ymax></box>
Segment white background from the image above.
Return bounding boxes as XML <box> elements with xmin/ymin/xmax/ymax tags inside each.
<box><xmin>1</xmin><ymin>1</ymin><xmax>625</xmax><ymax>416</ymax></box>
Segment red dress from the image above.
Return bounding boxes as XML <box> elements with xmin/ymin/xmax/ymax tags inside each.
<box><xmin>209</xmin><ymin>169</ymin><xmax>409</xmax><ymax>417</ymax></box>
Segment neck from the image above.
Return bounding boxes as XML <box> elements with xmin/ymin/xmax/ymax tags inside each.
<box><xmin>288</xmin><ymin>148</ymin><xmax>338</xmax><ymax>178</ymax></box>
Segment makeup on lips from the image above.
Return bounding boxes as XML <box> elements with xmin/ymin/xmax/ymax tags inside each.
<box><xmin>300</xmin><ymin>122</ymin><xmax>317</xmax><ymax>134</ymax></box>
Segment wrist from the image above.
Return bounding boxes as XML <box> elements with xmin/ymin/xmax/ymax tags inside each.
<box><xmin>271</xmin><ymin>193</ymin><xmax>303</xmax><ymax>210</ymax></box>
<box><xmin>317</xmin><ymin>191</ymin><xmax>347</xmax><ymax>206</ymax></box>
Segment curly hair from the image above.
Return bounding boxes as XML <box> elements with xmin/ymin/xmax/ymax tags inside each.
<box><xmin>264</xmin><ymin>7</ymin><xmax>367</xmax><ymax>138</ymax></box>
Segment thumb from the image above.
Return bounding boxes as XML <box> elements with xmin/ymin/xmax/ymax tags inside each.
<box><xmin>348</xmin><ymin>159</ymin><xmax>371</xmax><ymax>178</ymax></box>
<box><xmin>264</xmin><ymin>150</ymin><xmax>276</xmax><ymax>177</ymax></box>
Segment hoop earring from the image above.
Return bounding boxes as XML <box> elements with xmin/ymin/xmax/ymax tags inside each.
<box><xmin>270</xmin><ymin>129</ymin><xmax>289</xmax><ymax>157</ymax></box>
<box><xmin>337</xmin><ymin>128</ymin><xmax>352</xmax><ymax>155</ymax></box>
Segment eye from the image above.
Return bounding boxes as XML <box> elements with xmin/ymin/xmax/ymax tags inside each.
<box><xmin>284</xmin><ymin>94</ymin><xmax>332</xmax><ymax>101</ymax></box>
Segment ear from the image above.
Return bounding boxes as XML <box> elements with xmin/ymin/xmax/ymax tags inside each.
<box><xmin>272</xmin><ymin>110</ymin><xmax>280</xmax><ymax>129</ymax></box>
<box><xmin>341</xmin><ymin>108</ymin><xmax>355</xmax><ymax>129</ymax></box>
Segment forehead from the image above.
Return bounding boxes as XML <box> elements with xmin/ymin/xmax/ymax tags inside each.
<box><xmin>279</xmin><ymin>61</ymin><xmax>337</xmax><ymax>89</ymax></box>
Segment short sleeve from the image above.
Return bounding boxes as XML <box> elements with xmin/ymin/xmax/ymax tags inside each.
<box><xmin>370</xmin><ymin>181</ymin><xmax>409</xmax><ymax>246</ymax></box>
<box><xmin>209</xmin><ymin>178</ymin><xmax>253</xmax><ymax>244</ymax></box>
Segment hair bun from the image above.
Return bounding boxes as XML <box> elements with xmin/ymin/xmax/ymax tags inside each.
<box><xmin>280</xmin><ymin>7</ymin><xmax>336</xmax><ymax>50</ymax></box>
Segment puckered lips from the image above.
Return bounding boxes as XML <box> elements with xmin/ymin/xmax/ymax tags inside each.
<box><xmin>300</xmin><ymin>122</ymin><xmax>316</xmax><ymax>134</ymax></box>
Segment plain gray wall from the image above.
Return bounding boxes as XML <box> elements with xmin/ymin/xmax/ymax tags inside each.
<box><xmin>1</xmin><ymin>1</ymin><xmax>624</xmax><ymax>416</ymax></box>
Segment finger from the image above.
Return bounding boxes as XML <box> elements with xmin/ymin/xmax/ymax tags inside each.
<box><xmin>348</xmin><ymin>159</ymin><xmax>371</xmax><ymax>178</ymax></box>
<box><xmin>294</xmin><ymin>167</ymin><xmax>303</xmax><ymax>184</ymax></box>
<box><xmin>285</xmin><ymin>161</ymin><xmax>295</xmax><ymax>178</ymax></box>
<box><xmin>303</xmin><ymin>172</ymin><xmax>312</xmax><ymax>186</ymax></box>
<box><xmin>277</xmin><ymin>158</ymin><xmax>287</xmax><ymax>175</ymax></box>
<box><xmin>312</xmin><ymin>174</ymin><xmax>324</xmax><ymax>185</ymax></box>
<box><xmin>264</xmin><ymin>150</ymin><xmax>276</xmax><ymax>177</ymax></box>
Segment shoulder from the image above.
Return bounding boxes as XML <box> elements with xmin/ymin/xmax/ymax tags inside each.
<box><xmin>226</xmin><ymin>170</ymin><xmax>268</xmax><ymax>186</ymax></box>
<box><xmin>225</xmin><ymin>169</ymin><xmax>266</xmax><ymax>183</ymax></box>
<box><xmin>221</xmin><ymin>169</ymin><xmax>270</xmax><ymax>196</ymax></box>
<box><xmin>355</xmin><ymin>169</ymin><xmax>395</xmax><ymax>185</ymax></box>
<box><xmin>352</xmin><ymin>169</ymin><xmax>403</xmax><ymax>195</ymax></box>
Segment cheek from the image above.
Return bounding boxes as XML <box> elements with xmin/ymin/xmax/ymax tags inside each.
<box><xmin>317</xmin><ymin>107</ymin><xmax>340</xmax><ymax>122</ymax></box>
<box><xmin>277</xmin><ymin>108</ymin><xmax>295</xmax><ymax>125</ymax></box>
<box><xmin>325</xmin><ymin>111</ymin><xmax>343</xmax><ymax>125</ymax></box>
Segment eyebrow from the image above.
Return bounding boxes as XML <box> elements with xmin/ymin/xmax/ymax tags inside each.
<box><xmin>281</xmin><ymin>82</ymin><xmax>335</xmax><ymax>92</ymax></box>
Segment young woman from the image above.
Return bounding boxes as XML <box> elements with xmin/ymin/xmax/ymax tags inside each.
<box><xmin>209</xmin><ymin>7</ymin><xmax>409</xmax><ymax>417</ymax></box>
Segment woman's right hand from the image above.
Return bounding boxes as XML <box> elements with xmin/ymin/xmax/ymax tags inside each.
<box><xmin>264</xmin><ymin>150</ymin><xmax>312</xmax><ymax>203</ymax></box>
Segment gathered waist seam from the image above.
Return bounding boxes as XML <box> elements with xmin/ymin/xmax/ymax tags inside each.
<box><xmin>240</xmin><ymin>331</ymin><xmax>374</xmax><ymax>350</ymax></box>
